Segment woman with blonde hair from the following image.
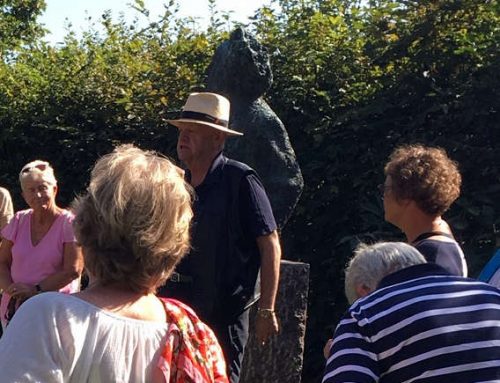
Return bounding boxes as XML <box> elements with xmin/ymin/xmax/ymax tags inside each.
<box><xmin>381</xmin><ymin>144</ymin><xmax>467</xmax><ymax>276</ymax></box>
<box><xmin>0</xmin><ymin>160</ymin><xmax>83</xmax><ymax>329</ymax></box>
<box><xmin>0</xmin><ymin>145</ymin><xmax>228</xmax><ymax>382</ymax></box>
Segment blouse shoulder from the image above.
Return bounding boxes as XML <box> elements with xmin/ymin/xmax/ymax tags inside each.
<box><xmin>14</xmin><ymin>209</ymin><xmax>33</xmax><ymax>219</ymax></box>
<box><xmin>60</xmin><ymin>209</ymin><xmax>75</xmax><ymax>221</ymax></box>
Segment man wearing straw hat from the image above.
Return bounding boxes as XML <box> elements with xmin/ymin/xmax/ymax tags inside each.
<box><xmin>161</xmin><ymin>92</ymin><xmax>281</xmax><ymax>382</ymax></box>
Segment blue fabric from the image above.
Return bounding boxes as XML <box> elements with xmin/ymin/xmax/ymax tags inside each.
<box><xmin>478</xmin><ymin>249</ymin><xmax>500</xmax><ymax>282</ymax></box>
<box><xmin>414</xmin><ymin>238</ymin><xmax>467</xmax><ymax>276</ymax></box>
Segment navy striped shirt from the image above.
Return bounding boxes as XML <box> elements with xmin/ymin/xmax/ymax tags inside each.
<box><xmin>323</xmin><ymin>264</ymin><xmax>500</xmax><ymax>383</ymax></box>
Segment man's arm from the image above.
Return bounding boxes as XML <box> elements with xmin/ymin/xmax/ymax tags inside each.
<box><xmin>255</xmin><ymin>230</ymin><xmax>281</xmax><ymax>344</ymax></box>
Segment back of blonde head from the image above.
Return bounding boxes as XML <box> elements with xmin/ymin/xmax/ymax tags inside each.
<box><xmin>73</xmin><ymin>144</ymin><xmax>193</xmax><ymax>293</ymax></box>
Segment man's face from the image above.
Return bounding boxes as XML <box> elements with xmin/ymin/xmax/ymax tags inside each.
<box><xmin>176</xmin><ymin>123</ymin><xmax>222</xmax><ymax>167</ymax></box>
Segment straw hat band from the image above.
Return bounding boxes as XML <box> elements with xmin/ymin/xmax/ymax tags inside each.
<box><xmin>180</xmin><ymin>110</ymin><xmax>229</xmax><ymax>127</ymax></box>
<box><xmin>167</xmin><ymin>92</ymin><xmax>243</xmax><ymax>136</ymax></box>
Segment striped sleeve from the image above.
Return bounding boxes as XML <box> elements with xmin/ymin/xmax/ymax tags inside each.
<box><xmin>322</xmin><ymin>312</ymin><xmax>379</xmax><ymax>383</ymax></box>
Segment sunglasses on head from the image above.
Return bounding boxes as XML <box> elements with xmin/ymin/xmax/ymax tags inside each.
<box><xmin>21</xmin><ymin>163</ymin><xmax>48</xmax><ymax>174</ymax></box>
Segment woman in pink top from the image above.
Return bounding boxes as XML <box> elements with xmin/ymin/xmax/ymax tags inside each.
<box><xmin>0</xmin><ymin>160</ymin><xmax>83</xmax><ymax>328</ymax></box>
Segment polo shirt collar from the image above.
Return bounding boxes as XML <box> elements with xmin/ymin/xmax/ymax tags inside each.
<box><xmin>185</xmin><ymin>151</ymin><xmax>225</xmax><ymax>188</ymax></box>
<box><xmin>377</xmin><ymin>263</ymin><xmax>452</xmax><ymax>289</ymax></box>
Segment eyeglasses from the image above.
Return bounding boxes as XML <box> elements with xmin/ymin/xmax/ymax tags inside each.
<box><xmin>21</xmin><ymin>163</ymin><xmax>48</xmax><ymax>174</ymax></box>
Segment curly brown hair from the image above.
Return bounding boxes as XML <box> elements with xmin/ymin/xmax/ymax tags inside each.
<box><xmin>72</xmin><ymin>145</ymin><xmax>193</xmax><ymax>294</ymax></box>
<box><xmin>384</xmin><ymin>145</ymin><xmax>461</xmax><ymax>216</ymax></box>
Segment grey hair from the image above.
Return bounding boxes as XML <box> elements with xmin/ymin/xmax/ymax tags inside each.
<box><xmin>344</xmin><ymin>242</ymin><xmax>426</xmax><ymax>304</ymax></box>
<box><xmin>19</xmin><ymin>160</ymin><xmax>57</xmax><ymax>188</ymax></box>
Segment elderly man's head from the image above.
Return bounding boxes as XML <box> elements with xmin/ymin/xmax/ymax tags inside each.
<box><xmin>344</xmin><ymin>242</ymin><xmax>426</xmax><ymax>304</ymax></box>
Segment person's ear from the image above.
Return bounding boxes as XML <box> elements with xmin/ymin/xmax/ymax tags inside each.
<box><xmin>355</xmin><ymin>283</ymin><xmax>372</xmax><ymax>299</ymax></box>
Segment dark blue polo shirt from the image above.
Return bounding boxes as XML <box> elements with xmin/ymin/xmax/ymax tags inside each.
<box><xmin>187</xmin><ymin>152</ymin><xmax>277</xmax><ymax>238</ymax></box>
<box><xmin>178</xmin><ymin>152</ymin><xmax>277</xmax><ymax>320</ymax></box>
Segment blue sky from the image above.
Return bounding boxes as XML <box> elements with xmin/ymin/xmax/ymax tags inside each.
<box><xmin>39</xmin><ymin>0</ymin><xmax>272</xmax><ymax>44</ymax></box>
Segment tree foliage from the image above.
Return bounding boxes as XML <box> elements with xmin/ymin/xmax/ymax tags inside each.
<box><xmin>0</xmin><ymin>0</ymin><xmax>46</xmax><ymax>56</ymax></box>
<box><xmin>0</xmin><ymin>0</ymin><xmax>498</xmax><ymax>381</ymax></box>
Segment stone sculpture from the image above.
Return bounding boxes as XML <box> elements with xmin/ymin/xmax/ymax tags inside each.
<box><xmin>206</xmin><ymin>27</ymin><xmax>304</xmax><ymax>229</ymax></box>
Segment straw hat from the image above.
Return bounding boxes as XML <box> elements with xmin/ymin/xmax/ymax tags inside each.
<box><xmin>167</xmin><ymin>92</ymin><xmax>243</xmax><ymax>136</ymax></box>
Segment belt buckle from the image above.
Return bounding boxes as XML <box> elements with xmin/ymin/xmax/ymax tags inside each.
<box><xmin>170</xmin><ymin>272</ymin><xmax>180</xmax><ymax>283</ymax></box>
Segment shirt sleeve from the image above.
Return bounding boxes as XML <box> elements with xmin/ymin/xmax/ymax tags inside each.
<box><xmin>239</xmin><ymin>174</ymin><xmax>277</xmax><ymax>238</ymax></box>
<box><xmin>322</xmin><ymin>311</ymin><xmax>379</xmax><ymax>383</ymax></box>
<box><xmin>0</xmin><ymin>188</ymin><xmax>13</xmax><ymax>230</ymax></box>
<box><xmin>0</xmin><ymin>210</ymin><xmax>19</xmax><ymax>242</ymax></box>
<box><xmin>62</xmin><ymin>211</ymin><xmax>77</xmax><ymax>243</ymax></box>
<box><xmin>0</xmin><ymin>295</ymin><xmax>68</xmax><ymax>382</ymax></box>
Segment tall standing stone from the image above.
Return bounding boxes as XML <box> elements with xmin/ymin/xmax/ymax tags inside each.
<box><xmin>241</xmin><ymin>261</ymin><xmax>310</xmax><ymax>383</ymax></box>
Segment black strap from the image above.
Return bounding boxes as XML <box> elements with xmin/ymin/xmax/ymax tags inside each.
<box><xmin>413</xmin><ymin>231</ymin><xmax>454</xmax><ymax>244</ymax></box>
<box><xmin>180</xmin><ymin>110</ymin><xmax>229</xmax><ymax>127</ymax></box>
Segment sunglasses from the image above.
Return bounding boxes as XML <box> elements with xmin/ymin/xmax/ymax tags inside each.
<box><xmin>21</xmin><ymin>163</ymin><xmax>48</xmax><ymax>174</ymax></box>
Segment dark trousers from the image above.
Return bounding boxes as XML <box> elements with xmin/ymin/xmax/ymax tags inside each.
<box><xmin>211</xmin><ymin>308</ymin><xmax>250</xmax><ymax>383</ymax></box>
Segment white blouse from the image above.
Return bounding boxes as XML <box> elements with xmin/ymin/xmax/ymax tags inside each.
<box><xmin>0</xmin><ymin>292</ymin><xmax>169</xmax><ymax>382</ymax></box>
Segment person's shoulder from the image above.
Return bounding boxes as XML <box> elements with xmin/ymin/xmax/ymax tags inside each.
<box><xmin>29</xmin><ymin>291</ymin><xmax>74</xmax><ymax>306</ymax></box>
<box><xmin>0</xmin><ymin>187</ymin><xmax>11</xmax><ymax>197</ymax></box>
<box><xmin>8</xmin><ymin>293</ymin><xmax>83</xmax><ymax>342</ymax></box>
<box><xmin>223</xmin><ymin>156</ymin><xmax>255</xmax><ymax>174</ymax></box>
<box><xmin>222</xmin><ymin>157</ymin><xmax>260</xmax><ymax>187</ymax></box>
<box><xmin>418</xmin><ymin>238</ymin><xmax>462</xmax><ymax>255</ymax></box>
<box><xmin>58</xmin><ymin>208</ymin><xmax>75</xmax><ymax>222</ymax></box>
<box><xmin>12</xmin><ymin>209</ymin><xmax>32</xmax><ymax>220</ymax></box>
<box><xmin>16</xmin><ymin>292</ymin><xmax>67</xmax><ymax>318</ymax></box>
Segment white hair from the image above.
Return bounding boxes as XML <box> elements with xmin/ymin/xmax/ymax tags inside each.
<box><xmin>344</xmin><ymin>242</ymin><xmax>426</xmax><ymax>304</ymax></box>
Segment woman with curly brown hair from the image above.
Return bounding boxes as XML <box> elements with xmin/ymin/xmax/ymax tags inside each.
<box><xmin>381</xmin><ymin>144</ymin><xmax>467</xmax><ymax>276</ymax></box>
